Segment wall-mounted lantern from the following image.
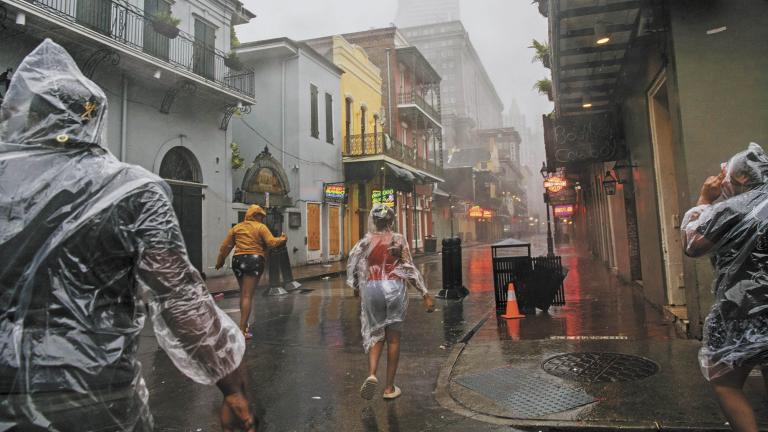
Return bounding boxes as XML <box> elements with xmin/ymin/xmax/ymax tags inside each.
<box><xmin>602</xmin><ymin>171</ymin><xmax>618</xmax><ymax>195</ymax></box>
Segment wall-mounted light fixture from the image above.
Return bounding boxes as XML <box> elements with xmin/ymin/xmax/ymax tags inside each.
<box><xmin>602</xmin><ymin>171</ymin><xmax>618</xmax><ymax>195</ymax></box>
<box><xmin>595</xmin><ymin>22</ymin><xmax>611</xmax><ymax>45</ymax></box>
<box><xmin>15</xmin><ymin>12</ymin><xmax>26</xmax><ymax>26</ymax></box>
<box><xmin>582</xmin><ymin>94</ymin><xmax>593</xmax><ymax>109</ymax></box>
<box><xmin>153</xmin><ymin>69</ymin><xmax>162</xmax><ymax>79</ymax></box>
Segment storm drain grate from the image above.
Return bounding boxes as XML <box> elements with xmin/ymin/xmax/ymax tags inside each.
<box><xmin>454</xmin><ymin>367</ymin><xmax>597</xmax><ymax>418</ymax></box>
<box><xmin>542</xmin><ymin>352</ymin><xmax>659</xmax><ymax>383</ymax></box>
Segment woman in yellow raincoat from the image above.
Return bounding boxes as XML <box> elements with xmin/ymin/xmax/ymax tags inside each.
<box><xmin>216</xmin><ymin>205</ymin><xmax>287</xmax><ymax>338</ymax></box>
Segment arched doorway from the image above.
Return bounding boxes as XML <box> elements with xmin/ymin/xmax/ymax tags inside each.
<box><xmin>160</xmin><ymin>146</ymin><xmax>204</xmax><ymax>272</ymax></box>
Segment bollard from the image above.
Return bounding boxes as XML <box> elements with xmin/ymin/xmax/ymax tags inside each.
<box><xmin>437</xmin><ymin>237</ymin><xmax>469</xmax><ymax>299</ymax></box>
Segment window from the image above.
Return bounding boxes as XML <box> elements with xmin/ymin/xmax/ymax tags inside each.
<box><xmin>325</xmin><ymin>93</ymin><xmax>333</xmax><ymax>144</ymax></box>
<box><xmin>344</xmin><ymin>97</ymin><xmax>352</xmax><ymax>149</ymax></box>
<box><xmin>310</xmin><ymin>84</ymin><xmax>319</xmax><ymax>139</ymax></box>
<box><xmin>194</xmin><ymin>18</ymin><xmax>216</xmax><ymax>79</ymax></box>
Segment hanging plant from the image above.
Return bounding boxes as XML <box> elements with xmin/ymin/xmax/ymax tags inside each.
<box><xmin>529</xmin><ymin>39</ymin><xmax>551</xmax><ymax>69</ymax></box>
<box><xmin>531</xmin><ymin>0</ymin><xmax>549</xmax><ymax>17</ymax></box>
<box><xmin>230</xmin><ymin>142</ymin><xmax>245</xmax><ymax>170</ymax></box>
<box><xmin>150</xmin><ymin>11</ymin><xmax>181</xmax><ymax>39</ymax></box>
<box><xmin>224</xmin><ymin>52</ymin><xmax>244</xmax><ymax>71</ymax></box>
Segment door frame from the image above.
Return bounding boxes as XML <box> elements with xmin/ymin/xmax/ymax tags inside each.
<box><xmin>306</xmin><ymin>201</ymin><xmax>323</xmax><ymax>264</ymax></box>
<box><xmin>647</xmin><ymin>69</ymin><xmax>686</xmax><ymax>306</ymax></box>
<box><xmin>327</xmin><ymin>204</ymin><xmax>342</xmax><ymax>262</ymax></box>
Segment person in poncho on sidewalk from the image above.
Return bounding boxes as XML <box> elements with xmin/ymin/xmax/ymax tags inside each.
<box><xmin>347</xmin><ymin>204</ymin><xmax>435</xmax><ymax>400</ymax></box>
<box><xmin>682</xmin><ymin>142</ymin><xmax>768</xmax><ymax>432</ymax></box>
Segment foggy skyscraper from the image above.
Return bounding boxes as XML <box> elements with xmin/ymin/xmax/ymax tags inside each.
<box><xmin>395</xmin><ymin>0</ymin><xmax>461</xmax><ymax>27</ymax></box>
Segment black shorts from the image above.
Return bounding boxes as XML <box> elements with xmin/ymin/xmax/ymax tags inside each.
<box><xmin>232</xmin><ymin>254</ymin><xmax>265</xmax><ymax>279</ymax></box>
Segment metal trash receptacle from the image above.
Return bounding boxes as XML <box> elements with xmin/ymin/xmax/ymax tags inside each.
<box><xmin>438</xmin><ymin>237</ymin><xmax>469</xmax><ymax>299</ymax></box>
<box><xmin>491</xmin><ymin>239</ymin><xmax>532</xmax><ymax>313</ymax></box>
<box><xmin>424</xmin><ymin>237</ymin><xmax>437</xmax><ymax>253</ymax></box>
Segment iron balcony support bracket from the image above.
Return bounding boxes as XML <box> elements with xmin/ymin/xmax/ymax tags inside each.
<box><xmin>160</xmin><ymin>81</ymin><xmax>197</xmax><ymax>114</ymax></box>
<box><xmin>82</xmin><ymin>49</ymin><xmax>120</xmax><ymax>79</ymax></box>
<box><xmin>220</xmin><ymin>104</ymin><xmax>251</xmax><ymax>131</ymax></box>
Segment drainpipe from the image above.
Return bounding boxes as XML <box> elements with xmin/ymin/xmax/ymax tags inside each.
<box><xmin>386</xmin><ymin>49</ymin><xmax>393</xmax><ymax>136</ymax></box>
<box><xmin>120</xmin><ymin>74</ymin><xmax>128</xmax><ymax>162</ymax></box>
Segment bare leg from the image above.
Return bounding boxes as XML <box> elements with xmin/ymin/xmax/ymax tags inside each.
<box><xmin>239</xmin><ymin>274</ymin><xmax>260</xmax><ymax>333</ymax></box>
<box><xmin>384</xmin><ymin>327</ymin><xmax>401</xmax><ymax>394</ymax></box>
<box><xmin>368</xmin><ymin>340</ymin><xmax>385</xmax><ymax>377</ymax></box>
<box><xmin>711</xmin><ymin>366</ymin><xmax>757</xmax><ymax>432</ymax></box>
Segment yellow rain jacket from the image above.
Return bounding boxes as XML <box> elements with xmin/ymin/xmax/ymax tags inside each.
<box><xmin>216</xmin><ymin>205</ymin><xmax>287</xmax><ymax>267</ymax></box>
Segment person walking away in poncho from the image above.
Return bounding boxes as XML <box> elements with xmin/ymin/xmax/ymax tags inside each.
<box><xmin>682</xmin><ymin>143</ymin><xmax>768</xmax><ymax>432</ymax></box>
<box><xmin>347</xmin><ymin>204</ymin><xmax>435</xmax><ymax>400</ymax></box>
<box><xmin>216</xmin><ymin>205</ymin><xmax>287</xmax><ymax>339</ymax></box>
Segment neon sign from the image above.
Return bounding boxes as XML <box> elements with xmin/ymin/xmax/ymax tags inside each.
<box><xmin>553</xmin><ymin>204</ymin><xmax>575</xmax><ymax>218</ymax></box>
<box><xmin>372</xmin><ymin>189</ymin><xmax>396</xmax><ymax>208</ymax></box>
<box><xmin>544</xmin><ymin>176</ymin><xmax>567</xmax><ymax>193</ymax></box>
<box><xmin>468</xmin><ymin>206</ymin><xmax>483</xmax><ymax>218</ymax></box>
<box><xmin>323</xmin><ymin>183</ymin><xmax>346</xmax><ymax>203</ymax></box>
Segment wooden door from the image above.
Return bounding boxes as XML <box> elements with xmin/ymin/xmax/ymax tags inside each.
<box><xmin>170</xmin><ymin>184</ymin><xmax>203</xmax><ymax>272</ymax></box>
<box><xmin>329</xmin><ymin>206</ymin><xmax>340</xmax><ymax>257</ymax></box>
<box><xmin>307</xmin><ymin>203</ymin><xmax>321</xmax><ymax>252</ymax></box>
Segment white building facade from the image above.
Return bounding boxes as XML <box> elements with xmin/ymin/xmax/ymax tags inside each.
<box><xmin>231</xmin><ymin>38</ymin><xmax>344</xmax><ymax>266</ymax></box>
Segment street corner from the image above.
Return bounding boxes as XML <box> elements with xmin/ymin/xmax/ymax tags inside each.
<box><xmin>435</xmin><ymin>333</ymin><xmax>768</xmax><ymax>431</ymax></box>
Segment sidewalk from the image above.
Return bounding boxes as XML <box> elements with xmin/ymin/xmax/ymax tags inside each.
<box><xmin>206</xmin><ymin>239</ymin><xmax>486</xmax><ymax>294</ymax></box>
<box><xmin>436</xmin><ymin>236</ymin><xmax>768</xmax><ymax>431</ymax></box>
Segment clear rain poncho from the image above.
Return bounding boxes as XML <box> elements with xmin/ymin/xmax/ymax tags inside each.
<box><xmin>346</xmin><ymin>205</ymin><xmax>428</xmax><ymax>352</ymax></box>
<box><xmin>0</xmin><ymin>39</ymin><xmax>244</xmax><ymax>431</ymax></box>
<box><xmin>681</xmin><ymin>142</ymin><xmax>768</xmax><ymax>381</ymax></box>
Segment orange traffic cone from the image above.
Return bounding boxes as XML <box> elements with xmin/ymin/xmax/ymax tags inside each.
<box><xmin>501</xmin><ymin>283</ymin><xmax>525</xmax><ymax>319</ymax></box>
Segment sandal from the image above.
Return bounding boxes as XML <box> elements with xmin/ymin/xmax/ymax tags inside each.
<box><xmin>359</xmin><ymin>375</ymin><xmax>378</xmax><ymax>400</ymax></box>
<box><xmin>383</xmin><ymin>386</ymin><xmax>401</xmax><ymax>400</ymax></box>
<box><xmin>243</xmin><ymin>327</ymin><xmax>253</xmax><ymax>340</ymax></box>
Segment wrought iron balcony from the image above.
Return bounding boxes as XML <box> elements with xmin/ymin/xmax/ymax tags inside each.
<box><xmin>344</xmin><ymin>133</ymin><xmax>444</xmax><ymax>179</ymax></box>
<box><xmin>18</xmin><ymin>0</ymin><xmax>254</xmax><ymax>98</ymax></box>
<box><xmin>397</xmin><ymin>91</ymin><xmax>441</xmax><ymax>125</ymax></box>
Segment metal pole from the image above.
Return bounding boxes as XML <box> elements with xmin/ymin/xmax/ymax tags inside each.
<box><xmin>449</xmin><ymin>196</ymin><xmax>454</xmax><ymax>238</ymax></box>
<box><xmin>544</xmin><ymin>192</ymin><xmax>554</xmax><ymax>257</ymax></box>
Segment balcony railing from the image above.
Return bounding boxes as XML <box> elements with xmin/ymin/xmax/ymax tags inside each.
<box><xmin>23</xmin><ymin>0</ymin><xmax>254</xmax><ymax>98</ymax></box>
<box><xmin>344</xmin><ymin>133</ymin><xmax>443</xmax><ymax>179</ymax></box>
<box><xmin>397</xmin><ymin>91</ymin><xmax>441</xmax><ymax>124</ymax></box>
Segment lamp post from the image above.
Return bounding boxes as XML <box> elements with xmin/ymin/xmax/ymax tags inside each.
<box><xmin>449</xmin><ymin>194</ymin><xmax>455</xmax><ymax>238</ymax></box>
<box><xmin>540</xmin><ymin>162</ymin><xmax>555</xmax><ymax>257</ymax></box>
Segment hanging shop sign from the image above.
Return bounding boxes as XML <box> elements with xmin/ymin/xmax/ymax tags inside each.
<box><xmin>323</xmin><ymin>183</ymin><xmax>347</xmax><ymax>203</ymax></box>
<box><xmin>543</xmin><ymin>112</ymin><xmax>625</xmax><ymax>169</ymax></box>
<box><xmin>543</xmin><ymin>176</ymin><xmax>567</xmax><ymax>193</ymax></box>
<box><xmin>468</xmin><ymin>206</ymin><xmax>484</xmax><ymax>218</ymax></box>
<box><xmin>553</xmin><ymin>204</ymin><xmax>575</xmax><ymax>218</ymax></box>
<box><xmin>548</xmin><ymin>187</ymin><xmax>577</xmax><ymax>205</ymax></box>
<box><xmin>372</xmin><ymin>188</ymin><xmax>396</xmax><ymax>208</ymax></box>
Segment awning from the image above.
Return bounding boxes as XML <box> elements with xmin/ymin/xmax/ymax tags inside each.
<box><xmin>386</xmin><ymin>162</ymin><xmax>416</xmax><ymax>183</ymax></box>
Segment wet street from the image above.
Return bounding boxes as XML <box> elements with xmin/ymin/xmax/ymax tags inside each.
<box><xmin>136</xmin><ymin>234</ymin><xmax>764</xmax><ymax>431</ymax></box>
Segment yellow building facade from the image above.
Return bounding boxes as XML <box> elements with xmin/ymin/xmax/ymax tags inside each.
<box><xmin>330</xmin><ymin>36</ymin><xmax>383</xmax><ymax>253</ymax></box>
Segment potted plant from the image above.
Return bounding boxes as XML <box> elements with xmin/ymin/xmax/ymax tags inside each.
<box><xmin>534</xmin><ymin>78</ymin><xmax>553</xmax><ymax>101</ymax></box>
<box><xmin>224</xmin><ymin>52</ymin><xmax>243</xmax><ymax>71</ymax></box>
<box><xmin>529</xmin><ymin>39</ymin><xmax>551</xmax><ymax>69</ymax></box>
<box><xmin>151</xmin><ymin>11</ymin><xmax>181</xmax><ymax>39</ymax></box>
<box><xmin>230</xmin><ymin>142</ymin><xmax>244</xmax><ymax>170</ymax></box>
<box><xmin>225</xmin><ymin>27</ymin><xmax>244</xmax><ymax>71</ymax></box>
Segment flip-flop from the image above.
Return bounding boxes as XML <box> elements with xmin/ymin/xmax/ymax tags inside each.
<box><xmin>243</xmin><ymin>328</ymin><xmax>253</xmax><ymax>340</ymax></box>
<box><xmin>382</xmin><ymin>386</ymin><xmax>401</xmax><ymax>400</ymax></box>
<box><xmin>359</xmin><ymin>375</ymin><xmax>378</xmax><ymax>400</ymax></box>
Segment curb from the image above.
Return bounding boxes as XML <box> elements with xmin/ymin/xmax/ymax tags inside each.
<box><xmin>433</xmin><ymin>317</ymin><xmax>731</xmax><ymax>432</ymax></box>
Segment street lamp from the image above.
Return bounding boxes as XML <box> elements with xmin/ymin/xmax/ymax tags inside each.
<box><xmin>540</xmin><ymin>162</ymin><xmax>555</xmax><ymax>257</ymax></box>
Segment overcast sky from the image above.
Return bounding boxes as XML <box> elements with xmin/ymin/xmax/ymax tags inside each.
<box><xmin>238</xmin><ymin>0</ymin><xmax>553</xmax><ymax>132</ymax></box>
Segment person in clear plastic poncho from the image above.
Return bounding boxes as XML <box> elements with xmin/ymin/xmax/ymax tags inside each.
<box><xmin>346</xmin><ymin>204</ymin><xmax>435</xmax><ymax>400</ymax></box>
<box><xmin>681</xmin><ymin>142</ymin><xmax>768</xmax><ymax>432</ymax></box>
<box><xmin>0</xmin><ymin>39</ymin><xmax>255</xmax><ymax>431</ymax></box>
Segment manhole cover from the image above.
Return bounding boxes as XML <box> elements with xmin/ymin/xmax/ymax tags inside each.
<box><xmin>542</xmin><ymin>352</ymin><xmax>659</xmax><ymax>383</ymax></box>
<box><xmin>454</xmin><ymin>367</ymin><xmax>596</xmax><ymax>418</ymax></box>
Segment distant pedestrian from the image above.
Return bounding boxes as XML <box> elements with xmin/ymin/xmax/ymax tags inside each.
<box><xmin>216</xmin><ymin>205</ymin><xmax>287</xmax><ymax>339</ymax></box>
<box><xmin>682</xmin><ymin>143</ymin><xmax>768</xmax><ymax>432</ymax></box>
<box><xmin>0</xmin><ymin>39</ymin><xmax>255</xmax><ymax>431</ymax></box>
<box><xmin>347</xmin><ymin>204</ymin><xmax>435</xmax><ymax>400</ymax></box>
